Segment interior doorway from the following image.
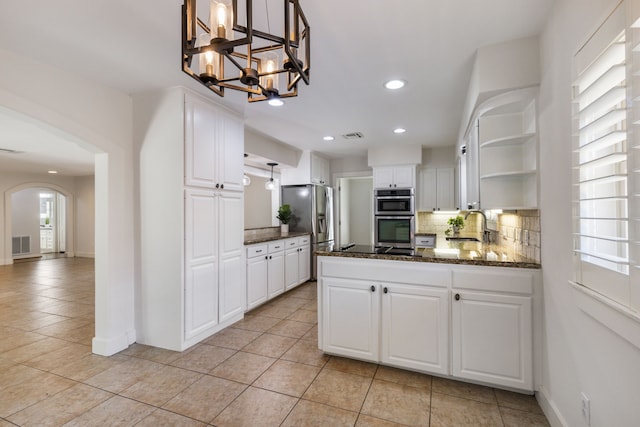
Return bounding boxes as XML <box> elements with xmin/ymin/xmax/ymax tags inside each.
<box><xmin>39</xmin><ymin>190</ymin><xmax>66</xmax><ymax>255</ymax></box>
<box><xmin>11</xmin><ymin>186</ymin><xmax>70</xmax><ymax>260</ymax></box>
<box><xmin>336</xmin><ymin>176</ymin><xmax>373</xmax><ymax>247</ymax></box>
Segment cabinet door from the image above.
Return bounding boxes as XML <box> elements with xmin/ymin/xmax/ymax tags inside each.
<box><xmin>311</xmin><ymin>154</ymin><xmax>330</xmax><ymax>185</ymax></box>
<box><xmin>184</xmin><ymin>95</ymin><xmax>217</xmax><ymax>189</ymax></box>
<box><xmin>184</xmin><ymin>189</ymin><xmax>219</xmax><ymax>339</ymax></box>
<box><xmin>418</xmin><ymin>168</ymin><xmax>437</xmax><ymax>211</ymax></box>
<box><xmin>218</xmin><ymin>111</ymin><xmax>245</xmax><ymax>192</ymax></box>
<box><xmin>381</xmin><ymin>285</ymin><xmax>449</xmax><ymax>375</ymax></box>
<box><xmin>247</xmin><ymin>255</ymin><xmax>268</xmax><ymax>311</ymax></box>
<box><xmin>373</xmin><ymin>167</ymin><xmax>394</xmax><ymax>188</ymax></box>
<box><xmin>436</xmin><ymin>168</ymin><xmax>455</xmax><ymax>210</ymax></box>
<box><xmin>298</xmin><ymin>244</ymin><xmax>311</xmax><ymax>284</ymax></box>
<box><xmin>392</xmin><ymin>166</ymin><xmax>415</xmax><ymax>188</ymax></box>
<box><xmin>322</xmin><ymin>278</ymin><xmax>379</xmax><ymax>362</ymax></box>
<box><xmin>284</xmin><ymin>249</ymin><xmax>299</xmax><ymax>290</ymax></box>
<box><xmin>268</xmin><ymin>252</ymin><xmax>285</xmax><ymax>298</ymax></box>
<box><xmin>452</xmin><ymin>291</ymin><xmax>533</xmax><ymax>391</ymax></box>
<box><xmin>218</xmin><ymin>192</ymin><xmax>245</xmax><ymax>322</ymax></box>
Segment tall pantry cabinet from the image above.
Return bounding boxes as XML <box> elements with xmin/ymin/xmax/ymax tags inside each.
<box><xmin>136</xmin><ymin>87</ymin><xmax>245</xmax><ymax>351</ymax></box>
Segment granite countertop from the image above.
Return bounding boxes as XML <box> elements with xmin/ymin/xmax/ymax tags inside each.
<box><xmin>244</xmin><ymin>231</ymin><xmax>310</xmax><ymax>245</ymax></box>
<box><xmin>317</xmin><ymin>239</ymin><xmax>540</xmax><ymax>269</ymax></box>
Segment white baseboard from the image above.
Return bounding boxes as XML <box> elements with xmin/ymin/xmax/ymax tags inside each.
<box><xmin>536</xmin><ymin>385</ymin><xmax>569</xmax><ymax>427</ymax></box>
<box><xmin>74</xmin><ymin>251</ymin><xmax>95</xmax><ymax>258</ymax></box>
<box><xmin>92</xmin><ymin>332</ymin><xmax>130</xmax><ymax>356</ymax></box>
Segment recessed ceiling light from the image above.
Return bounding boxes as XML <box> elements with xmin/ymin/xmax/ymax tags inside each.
<box><xmin>393</xmin><ymin>128</ymin><xmax>406</xmax><ymax>134</ymax></box>
<box><xmin>323</xmin><ymin>136</ymin><xmax>335</xmax><ymax>141</ymax></box>
<box><xmin>47</xmin><ymin>170</ymin><xmax>58</xmax><ymax>174</ymax></box>
<box><xmin>268</xmin><ymin>98</ymin><xmax>284</xmax><ymax>107</ymax></box>
<box><xmin>385</xmin><ymin>79</ymin><xmax>405</xmax><ymax>90</ymax></box>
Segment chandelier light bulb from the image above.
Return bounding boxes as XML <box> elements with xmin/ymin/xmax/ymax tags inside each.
<box><xmin>216</xmin><ymin>3</ymin><xmax>227</xmax><ymax>37</ymax></box>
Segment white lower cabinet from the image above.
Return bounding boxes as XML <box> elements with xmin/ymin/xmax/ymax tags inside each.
<box><xmin>245</xmin><ymin>235</ymin><xmax>309</xmax><ymax>311</ymax></box>
<box><xmin>381</xmin><ymin>284</ymin><xmax>449</xmax><ymax>375</ymax></box>
<box><xmin>267</xmin><ymin>243</ymin><xmax>285</xmax><ymax>299</ymax></box>
<box><xmin>318</xmin><ymin>256</ymin><xmax>539</xmax><ymax>391</ymax></box>
<box><xmin>451</xmin><ymin>290</ymin><xmax>533</xmax><ymax>390</ymax></box>
<box><xmin>322</xmin><ymin>277</ymin><xmax>380</xmax><ymax>362</ymax></box>
<box><xmin>285</xmin><ymin>236</ymin><xmax>311</xmax><ymax>290</ymax></box>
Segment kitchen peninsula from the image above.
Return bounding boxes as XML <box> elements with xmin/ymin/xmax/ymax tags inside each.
<box><xmin>316</xmin><ymin>242</ymin><xmax>541</xmax><ymax>393</ymax></box>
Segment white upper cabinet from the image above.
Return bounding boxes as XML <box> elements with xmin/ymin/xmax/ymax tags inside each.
<box><xmin>373</xmin><ymin>165</ymin><xmax>416</xmax><ymax>189</ymax></box>
<box><xmin>281</xmin><ymin>151</ymin><xmax>331</xmax><ymax>185</ymax></box>
<box><xmin>185</xmin><ymin>94</ymin><xmax>244</xmax><ymax>192</ymax></box>
<box><xmin>418</xmin><ymin>167</ymin><xmax>455</xmax><ymax>211</ymax></box>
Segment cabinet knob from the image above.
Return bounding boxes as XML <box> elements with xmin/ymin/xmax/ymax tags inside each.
<box><xmin>220</xmin><ymin>184</ymin><xmax>224</xmax><ymax>189</ymax></box>
<box><xmin>383</xmin><ymin>287</ymin><xmax>388</xmax><ymax>294</ymax></box>
<box><xmin>269</xmin><ymin>256</ymin><xmax>272</xmax><ymax>260</ymax></box>
<box><xmin>216</xmin><ymin>183</ymin><xmax>220</xmax><ymax>189</ymax></box>
<box><xmin>370</xmin><ymin>285</ymin><xmax>376</xmax><ymax>292</ymax></box>
<box><xmin>455</xmin><ymin>293</ymin><xmax>460</xmax><ymax>301</ymax></box>
<box><xmin>265</xmin><ymin>255</ymin><xmax>268</xmax><ymax>260</ymax></box>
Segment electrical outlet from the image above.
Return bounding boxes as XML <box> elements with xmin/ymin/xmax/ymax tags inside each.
<box><xmin>581</xmin><ymin>392</ymin><xmax>591</xmax><ymax>425</ymax></box>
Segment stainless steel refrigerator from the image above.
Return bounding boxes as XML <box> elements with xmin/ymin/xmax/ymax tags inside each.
<box><xmin>281</xmin><ymin>184</ymin><xmax>334</xmax><ymax>279</ymax></box>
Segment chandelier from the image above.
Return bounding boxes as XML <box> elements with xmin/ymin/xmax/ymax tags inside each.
<box><xmin>182</xmin><ymin>0</ymin><xmax>310</xmax><ymax>105</ymax></box>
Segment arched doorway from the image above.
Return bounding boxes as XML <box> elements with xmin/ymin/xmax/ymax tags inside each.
<box><xmin>7</xmin><ymin>183</ymin><xmax>76</xmax><ymax>261</ymax></box>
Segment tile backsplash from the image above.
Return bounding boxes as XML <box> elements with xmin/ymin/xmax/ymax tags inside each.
<box><xmin>416</xmin><ymin>209</ymin><xmax>541</xmax><ymax>263</ymax></box>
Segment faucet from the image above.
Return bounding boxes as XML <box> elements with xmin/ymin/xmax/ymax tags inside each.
<box><xmin>464</xmin><ymin>210</ymin><xmax>492</xmax><ymax>243</ymax></box>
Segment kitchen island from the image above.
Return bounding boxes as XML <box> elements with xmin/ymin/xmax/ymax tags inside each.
<box><xmin>316</xmin><ymin>246</ymin><xmax>541</xmax><ymax>393</ymax></box>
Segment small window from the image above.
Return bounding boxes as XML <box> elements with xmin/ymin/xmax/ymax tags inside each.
<box><xmin>572</xmin><ymin>2</ymin><xmax>639</xmax><ymax>311</ymax></box>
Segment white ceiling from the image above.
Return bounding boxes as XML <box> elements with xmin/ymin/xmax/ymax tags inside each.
<box><xmin>0</xmin><ymin>0</ymin><xmax>555</xmax><ymax>175</ymax></box>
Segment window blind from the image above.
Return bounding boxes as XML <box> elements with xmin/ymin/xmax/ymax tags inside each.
<box><xmin>572</xmin><ymin>3</ymin><xmax>636</xmax><ymax>308</ymax></box>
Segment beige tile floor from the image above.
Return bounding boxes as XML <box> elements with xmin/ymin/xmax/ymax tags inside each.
<box><xmin>0</xmin><ymin>257</ymin><xmax>550</xmax><ymax>426</ymax></box>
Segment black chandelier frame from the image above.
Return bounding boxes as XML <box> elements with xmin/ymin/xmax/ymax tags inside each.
<box><xmin>182</xmin><ymin>0</ymin><xmax>310</xmax><ymax>103</ymax></box>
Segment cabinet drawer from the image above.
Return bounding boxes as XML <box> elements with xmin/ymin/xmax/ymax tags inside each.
<box><xmin>298</xmin><ymin>235</ymin><xmax>311</xmax><ymax>246</ymax></box>
<box><xmin>268</xmin><ymin>241</ymin><xmax>285</xmax><ymax>253</ymax></box>
<box><xmin>246</xmin><ymin>244</ymin><xmax>268</xmax><ymax>258</ymax></box>
<box><xmin>284</xmin><ymin>238</ymin><xmax>298</xmax><ymax>249</ymax></box>
<box><xmin>452</xmin><ymin>267</ymin><xmax>535</xmax><ymax>294</ymax></box>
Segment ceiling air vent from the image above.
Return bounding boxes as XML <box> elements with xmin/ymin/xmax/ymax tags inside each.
<box><xmin>342</xmin><ymin>132</ymin><xmax>364</xmax><ymax>140</ymax></box>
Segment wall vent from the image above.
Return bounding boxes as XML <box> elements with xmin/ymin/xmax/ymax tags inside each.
<box><xmin>342</xmin><ymin>132</ymin><xmax>364</xmax><ymax>140</ymax></box>
<box><xmin>12</xmin><ymin>236</ymin><xmax>31</xmax><ymax>255</ymax></box>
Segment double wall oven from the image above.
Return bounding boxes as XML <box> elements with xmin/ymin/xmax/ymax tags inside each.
<box><xmin>374</xmin><ymin>188</ymin><xmax>415</xmax><ymax>249</ymax></box>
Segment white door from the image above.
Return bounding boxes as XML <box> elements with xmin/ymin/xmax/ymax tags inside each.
<box><xmin>392</xmin><ymin>166</ymin><xmax>415</xmax><ymax>188</ymax></box>
<box><xmin>268</xmin><ymin>251</ymin><xmax>285</xmax><ymax>298</ymax></box>
<box><xmin>284</xmin><ymin>248</ymin><xmax>299</xmax><ymax>290</ymax></box>
<box><xmin>298</xmin><ymin>244</ymin><xmax>311</xmax><ymax>284</ymax></box>
<box><xmin>218</xmin><ymin>192</ymin><xmax>245</xmax><ymax>322</ymax></box>
<box><xmin>418</xmin><ymin>168</ymin><xmax>437</xmax><ymax>211</ymax></box>
<box><xmin>436</xmin><ymin>168</ymin><xmax>455</xmax><ymax>210</ymax></box>
<box><xmin>247</xmin><ymin>255</ymin><xmax>268</xmax><ymax>310</ymax></box>
<box><xmin>184</xmin><ymin>95</ymin><xmax>217</xmax><ymax>189</ymax></box>
<box><xmin>373</xmin><ymin>167</ymin><xmax>394</xmax><ymax>188</ymax></box>
<box><xmin>452</xmin><ymin>290</ymin><xmax>533</xmax><ymax>391</ymax></box>
<box><xmin>184</xmin><ymin>189</ymin><xmax>219</xmax><ymax>339</ymax></box>
<box><xmin>218</xmin><ymin>111</ymin><xmax>245</xmax><ymax>192</ymax></box>
<box><xmin>322</xmin><ymin>278</ymin><xmax>380</xmax><ymax>362</ymax></box>
<box><xmin>381</xmin><ymin>284</ymin><xmax>449</xmax><ymax>375</ymax></box>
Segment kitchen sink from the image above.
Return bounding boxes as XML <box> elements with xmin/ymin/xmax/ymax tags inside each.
<box><xmin>445</xmin><ymin>236</ymin><xmax>481</xmax><ymax>242</ymax></box>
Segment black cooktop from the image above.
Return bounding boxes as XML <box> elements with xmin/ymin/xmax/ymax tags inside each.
<box><xmin>337</xmin><ymin>244</ymin><xmax>415</xmax><ymax>256</ymax></box>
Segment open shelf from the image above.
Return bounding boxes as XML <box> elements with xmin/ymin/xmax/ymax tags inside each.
<box><xmin>481</xmin><ymin>170</ymin><xmax>537</xmax><ymax>180</ymax></box>
<box><xmin>480</xmin><ymin>133</ymin><xmax>536</xmax><ymax>149</ymax></box>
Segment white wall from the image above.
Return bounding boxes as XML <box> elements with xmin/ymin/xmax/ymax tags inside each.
<box><xmin>244</xmin><ymin>173</ymin><xmax>274</xmax><ymax>228</ymax></box>
<box><xmin>75</xmin><ymin>176</ymin><xmax>95</xmax><ymax>258</ymax></box>
<box><xmin>538</xmin><ymin>1</ymin><xmax>640</xmax><ymax>426</ymax></box>
<box><xmin>0</xmin><ymin>47</ymin><xmax>135</xmax><ymax>356</ymax></box>
<box><xmin>331</xmin><ymin>155</ymin><xmax>370</xmax><ymax>176</ymax></box>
